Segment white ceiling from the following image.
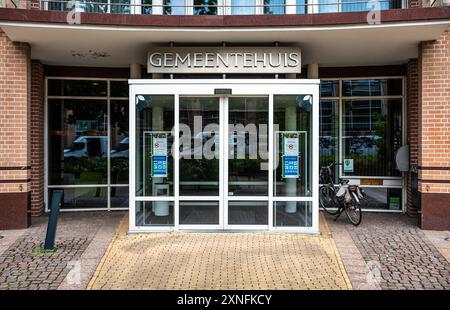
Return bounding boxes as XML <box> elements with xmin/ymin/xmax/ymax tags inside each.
<box><xmin>0</xmin><ymin>21</ymin><xmax>448</xmax><ymax>68</ymax></box>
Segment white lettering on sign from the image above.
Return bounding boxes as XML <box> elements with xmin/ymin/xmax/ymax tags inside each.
<box><xmin>147</xmin><ymin>47</ymin><xmax>301</xmax><ymax>74</ymax></box>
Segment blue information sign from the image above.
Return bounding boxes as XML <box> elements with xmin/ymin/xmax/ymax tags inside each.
<box><xmin>283</xmin><ymin>156</ymin><xmax>299</xmax><ymax>178</ymax></box>
<box><xmin>152</xmin><ymin>156</ymin><xmax>168</xmax><ymax>177</ymax></box>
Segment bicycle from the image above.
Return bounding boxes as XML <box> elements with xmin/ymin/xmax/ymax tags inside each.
<box><xmin>319</xmin><ymin>162</ymin><xmax>365</xmax><ymax>226</ymax></box>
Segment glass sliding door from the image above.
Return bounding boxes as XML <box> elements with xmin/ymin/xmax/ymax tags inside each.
<box><xmin>226</xmin><ymin>97</ymin><xmax>269</xmax><ymax>227</ymax></box>
<box><xmin>179</xmin><ymin>97</ymin><xmax>221</xmax><ymax>226</ymax></box>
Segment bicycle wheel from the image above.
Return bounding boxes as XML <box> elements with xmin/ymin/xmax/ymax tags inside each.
<box><xmin>344</xmin><ymin>194</ymin><xmax>362</xmax><ymax>226</ymax></box>
<box><xmin>319</xmin><ymin>185</ymin><xmax>340</xmax><ymax>216</ymax></box>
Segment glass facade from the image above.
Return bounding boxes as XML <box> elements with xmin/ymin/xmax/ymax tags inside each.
<box><xmin>319</xmin><ymin>78</ymin><xmax>404</xmax><ymax>211</ymax></box>
<box><xmin>47</xmin><ymin>79</ymin><xmax>129</xmax><ymax>210</ymax></box>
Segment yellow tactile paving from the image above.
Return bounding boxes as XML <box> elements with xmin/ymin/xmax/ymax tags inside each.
<box><xmin>87</xmin><ymin>214</ymin><xmax>351</xmax><ymax>290</ymax></box>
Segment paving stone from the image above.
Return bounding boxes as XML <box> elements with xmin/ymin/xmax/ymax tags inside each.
<box><xmin>0</xmin><ymin>212</ymin><xmax>124</xmax><ymax>290</ymax></box>
<box><xmin>327</xmin><ymin>212</ymin><xmax>450</xmax><ymax>290</ymax></box>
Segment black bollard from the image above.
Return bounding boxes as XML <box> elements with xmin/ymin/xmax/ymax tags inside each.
<box><xmin>43</xmin><ymin>190</ymin><xmax>63</xmax><ymax>251</ymax></box>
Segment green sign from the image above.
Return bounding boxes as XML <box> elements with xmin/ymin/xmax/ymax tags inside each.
<box><xmin>343</xmin><ymin>159</ymin><xmax>353</xmax><ymax>173</ymax></box>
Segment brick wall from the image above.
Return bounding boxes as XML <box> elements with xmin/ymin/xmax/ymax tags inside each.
<box><xmin>0</xmin><ymin>28</ymin><xmax>32</xmax><ymax>229</ymax></box>
<box><xmin>406</xmin><ymin>59</ymin><xmax>419</xmax><ymax>217</ymax></box>
<box><xmin>418</xmin><ymin>27</ymin><xmax>450</xmax><ymax>229</ymax></box>
<box><xmin>30</xmin><ymin>60</ymin><xmax>44</xmax><ymax>216</ymax></box>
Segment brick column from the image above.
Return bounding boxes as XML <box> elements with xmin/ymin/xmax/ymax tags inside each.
<box><xmin>406</xmin><ymin>59</ymin><xmax>419</xmax><ymax>217</ymax></box>
<box><xmin>418</xmin><ymin>27</ymin><xmax>450</xmax><ymax>230</ymax></box>
<box><xmin>30</xmin><ymin>60</ymin><xmax>44</xmax><ymax>216</ymax></box>
<box><xmin>0</xmin><ymin>28</ymin><xmax>32</xmax><ymax>229</ymax></box>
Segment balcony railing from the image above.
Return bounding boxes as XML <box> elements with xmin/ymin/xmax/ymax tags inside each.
<box><xmin>2</xmin><ymin>0</ymin><xmax>414</xmax><ymax>15</ymax></box>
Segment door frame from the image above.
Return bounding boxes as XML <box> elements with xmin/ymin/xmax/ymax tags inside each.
<box><xmin>129</xmin><ymin>79</ymin><xmax>320</xmax><ymax>233</ymax></box>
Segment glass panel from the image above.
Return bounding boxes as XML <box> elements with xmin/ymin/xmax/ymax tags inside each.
<box><xmin>318</xmin><ymin>0</ymin><xmax>338</xmax><ymax>13</ymax></box>
<box><xmin>136</xmin><ymin>201</ymin><xmax>174</xmax><ymax>226</ymax></box>
<box><xmin>48</xmin><ymin>99</ymin><xmax>108</xmax><ymax>185</ymax></box>
<box><xmin>49</xmin><ymin>188</ymin><xmax>107</xmax><ymax>209</ymax></box>
<box><xmin>142</xmin><ymin>0</ymin><xmax>153</xmax><ymax>14</ymax></box>
<box><xmin>341</xmin><ymin>0</ymin><xmax>366</xmax><ymax>12</ymax></box>
<box><xmin>273</xmin><ymin>201</ymin><xmax>312</xmax><ymax>227</ymax></box>
<box><xmin>164</xmin><ymin>0</ymin><xmax>186</xmax><ymax>15</ymax></box>
<box><xmin>179</xmin><ymin>97</ymin><xmax>220</xmax><ymax>196</ymax></box>
<box><xmin>264</xmin><ymin>0</ymin><xmax>285</xmax><ymax>15</ymax></box>
<box><xmin>342</xmin><ymin>79</ymin><xmax>403</xmax><ymax>97</ymax></box>
<box><xmin>179</xmin><ymin>201</ymin><xmax>219</xmax><ymax>224</ymax></box>
<box><xmin>228</xmin><ymin>97</ymin><xmax>268</xmax><ymax>196</ymax></box>
<box><xmin>360</xmin><ymin>188</ymin><xmax>402</xmax><ymax>210</ymax></box>
<box><xmin>231</xmin><ymin>0</ymin><xmax>256</xmax><ymax>15</ymax></box>
<box><xmin>320</xmin><ymin>80</ymin><xmax>339</xmax><ymax>97</ymax></box>
<box><xmin>296</xmin><ymin>0</ymin><xmax>306</xmax><ymax>14</ymax></box>
<box><xmin>111</xmin><ymin>100</ymin><xmax>129</xmax><ymax>184</ymax></box>
<box><xmin>274</xmin><ymin>95</ymin><xmax>312</xmax><ymax>197</ymax></box>
<box><xmin>136</xmin><ymin>95</ymin><xmax>175</xmax><ymax>196</ymax></box>
<box><xmin>343</xmin><ymin>99</ymin><xmax>402</xmax><ymax>177</ymax></box>
<box><xmin>48</xmin><ymin>80</ymin><xmax>107</xmax><ymax>97</ymax></box>
<box><xmin>194</xmin><ymin>0</ymin><xmax>218</xmax><ymax>15</ymax></box>
<box><xmin>110</xmin><ymin>186</ymin><xmax>129</xmax><ymax>208</ymax></box>
<box><xmin>319</xmin><ymin>100</ymin><xmax>339</xmax><ymax>183</ymax></box>
<box><xmin>110</xmin><ymin>81</ymin><xmax>129</xmax><ymax>97</ymax></box>
<box><xmin>110</xmin><ymin>0</ymin><xmax>131</xmax><ymax>13</ymax></box>
<box><xmin>228</xmin><ymin>201</ymin><xmax>268</xmax><ymax>225</ymax></box>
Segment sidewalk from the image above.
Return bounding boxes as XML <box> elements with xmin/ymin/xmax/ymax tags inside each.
<box><xmin>327</xmin><ymin>212</ymin><xmax>450</xmax><ymax>290</ymax></box>
<box><xmin>87</xmin><ymin>214</ymin><xmax>352</xmax><ymax>290</ymax></box>
<box><xmin>0</xmin><ymin>212</ymin><xmax>124</xmax><ymax>290</ymax></box>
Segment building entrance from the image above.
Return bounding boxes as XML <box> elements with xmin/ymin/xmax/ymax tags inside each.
<box><xmin>130</xmin><ymin>79</ymin><xmax>320</xmax><ymax>233</ymax></box>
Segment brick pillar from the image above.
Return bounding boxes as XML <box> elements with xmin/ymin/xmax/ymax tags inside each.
<box><xmin>30</xmin><ymin>60</ymin><xmax>44</xmax><ymax>216</ymax></box>
<box><xmin>418</xmin><ymin>27</ymin><xmax>450</xmax><ymax>230</ymax></box>
<box><xmin>0</xmin><ymin>28</ymin><xmax>32</xmax><ymax>230</ymax></box>
<box><xmin>406</xmin><ymin>59</ymin><xmax>419</xmax><ymax>217</ymax></box>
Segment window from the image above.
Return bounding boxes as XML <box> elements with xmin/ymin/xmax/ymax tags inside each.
<box><xmin>231</xmin><ymin>0</ymin><xmax>256</xmax><ymax>15</ymax></box>
<box><xmin>164</xmin><ymin>0</ymin><xmax>186</xmax><ymax>15</ymax></box>
<box><xmin>194</xmin><ymin>0</ymin><xmax>218</xmax><ymax>15</ymax></box>
<box><xmin>342</xmin><ymin>98</ymin><xmax>402</xmax><ymax>177</ymax></box>
<box><xmin>47</xmin><ymin>79</ymin><xmax>129</xmax><ymax>210</ymax></box>
<box><xmin>264</xmin><ymin>0</ymin><xmax>285</xmax><ymax>15</ymax></box>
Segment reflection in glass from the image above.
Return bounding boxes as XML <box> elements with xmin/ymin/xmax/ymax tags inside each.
<box><xmin>360</xmin><ymin>188</ymin><xmax>402</xmax><ymax>210</ymax></box>
<box><xmin>228</xmin><ymin>201</ymin><xmax>268</xmax><ymax>225</ymax></box>
<box><xmin>142</xmin><ymin>0</ymin><xmax>153</xmax><ymax>14</ymax></box>
<box><xmin>48</xmin><ymin>99</ymin><xmax>108</xmax><ymax>185</ymax></box>
<box><xmin>343</xmin><ymin>99</ymin><xmax>402</xmax><ymax>177</ymax></box>
<box><xmin>296</xmin><ymin>0</ymin><xmax>306</xmax><ymax>14</ymax></box>
<box><xmin>342</xmin><ymin>79</ymin><xmax>403</xmax><ymax>97</ymax></box>
<box><xmin>273</xmin><ymin>202</ymin><xmax>312</xmax><ymax>227</ymax></box>
<box><xmin>320</xmin><ymin>80</ymin><xmax>339</xmax><ymax>97</ymax></box>
<box><xmin>231</xmin><ymin>0</ymin><xmax>256</xmax><ymax>15</ymax></box>
<box><xmin>110</xmin><ymin>187</ymin><xmax>129</xmax><ymax>208</ymax></box>
<box><xmin>135</xmin><ymin>95</ymin><xmax>175</xmax><ymax>196</ymax></box>
<box><xmin>110</xmin><ymin>81</ymin><xmax>129</xmax><ymax>97</ymax></box>
<box><xmin>110</xmin><ymin>0</ymin><xmax>131</xmax><ymax>13</ymax></box>
<box><xmin>136</xmin><ymin>201</ymin><xmax>174</xmax><ymax>226</ymax></box>
<box><xmin>179</xmin><ymin>201</ymin><xmax>219</xmax><ymax>224</ymax></box>
<box><xmin>49</xmin><ymin>188</ymin><xmax>107</xmax><ymax>209</ymax></box>
<box><xmin>110</xmin><ymin>100</ymin><xmax>129</xmax><ymax>184</ymax></box>
<box><xmin>319</xmin><ymin>100</ymin><xmax>339</xmax><ymax>183</ymax></box>
<box><xmin>273</xmin><ymin>95</ymin><xmax>312</xmax><ymax>198</ymax></box>
<box><xmin>164</xmin><ymin>0</ymin><xmax>186</xmax><ymax>15</ymax></box>
<box><xmin>228</xmin><ymin>97</ymin><xmax>268</xmax><ymax>196</ymax></box>
<box><xmin>48</xmin><ymin>80</ymin><xmax>107</xmax><ymax>97</ymax></box>
<box><xmin>194</xmin><ymin>0</ymin><xmax>218</xmax><ymax>15</ymax></box>
<box><xmin>264</xmin><ymin>0</ymin><xmax>285</xmax><ymax>14</ymax></box>
<box><xmin>179</xmin><ymin>97</ymin><xmax>220</xmax><ymax>196</ymax></box>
